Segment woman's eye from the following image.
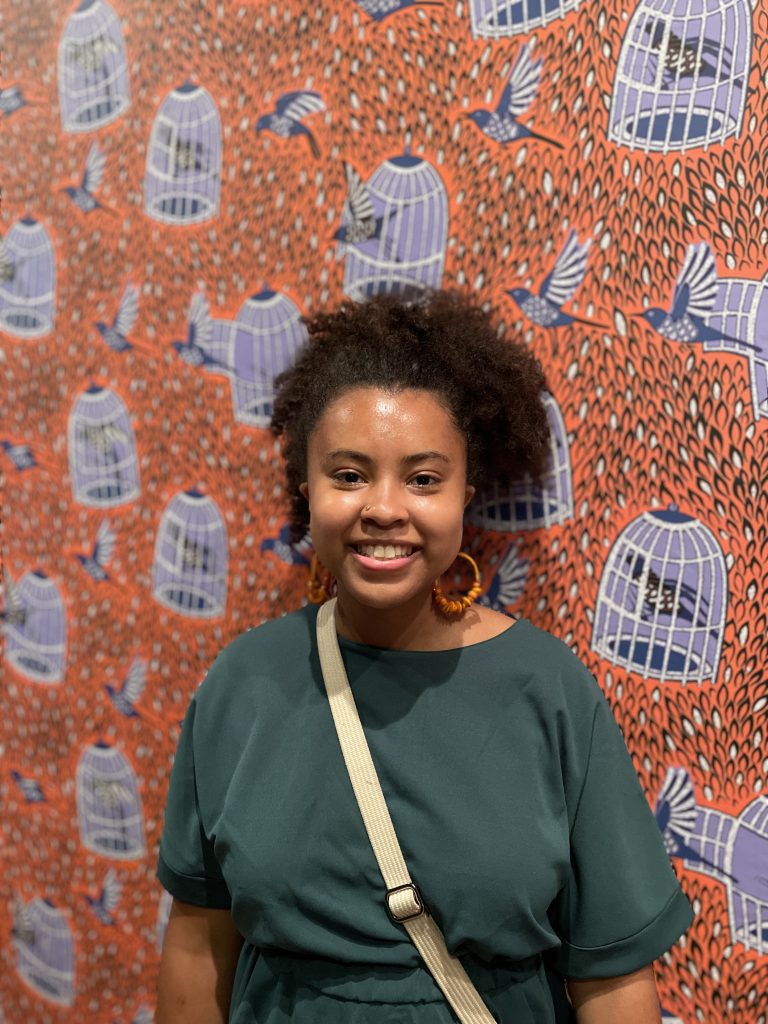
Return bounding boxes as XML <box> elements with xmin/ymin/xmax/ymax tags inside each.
<box><xmin>334</xmin><ymin>471</ymin><xmax>364</xmax><ymax>485</ymax></box>
<box><xmin>412</xmin><ymin>474</ymin><xmax>438</xmax><ymax>488</ymax></box>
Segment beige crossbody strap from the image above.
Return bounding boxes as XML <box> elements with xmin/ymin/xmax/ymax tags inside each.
<box><xmin>316</xmin><ymin>599</ymin><xmax>497</xmax><ymax>1024</ymax></box>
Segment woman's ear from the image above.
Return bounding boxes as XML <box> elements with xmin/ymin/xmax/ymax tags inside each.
<box><xmin>299</xmin><ymin>482</ymin><xmax>309</xmax><ymax>500</ymax></box>
<box><xmin>463</xmin><ymin>484</ymin><xmax>475</xmax><ymax>509</ymax></box>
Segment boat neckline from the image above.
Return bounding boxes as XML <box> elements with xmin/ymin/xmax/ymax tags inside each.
<box><xmin>335</xmin><ymin>617</ymin><xmax>529</xmax><ymax>655</ymax></box>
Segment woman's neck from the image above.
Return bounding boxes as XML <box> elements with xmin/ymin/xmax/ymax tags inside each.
<box><xmin>332</xmin><ymin>589</ymin><xmax>471</xmax><ymax>651</ymax></box>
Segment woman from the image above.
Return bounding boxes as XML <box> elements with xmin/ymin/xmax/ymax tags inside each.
<box><xmin>156</xmin><ymin>291</ymin><xmax>693</xmax><ymax>1023</ymax></box>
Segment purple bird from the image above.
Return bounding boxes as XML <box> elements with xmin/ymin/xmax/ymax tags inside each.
<box><xmin>75</xmin><ymin>519</ymin><xmax>116</xmax><ymax>581</ymax></box>
<box><xmin>507</xmin><ymin>231</ymin><xmax>599</xmax><ymax>329</ymax></box>
<box><xmin>256</xmin><ymin>91</ymin><xmax>325</xmax><ymax>158</ymax></box>
<box><xmin>461</xmin><ymin>43</ymin><xmax>563</xmax><ymax>149</ymax></box>
<box><xmin>1</xmin><ymin>440</ymin><xmax>41</xmax><ymax>471</ymax></box>
<box><xmin>633</xmin><ymin>243</ymin><xmax>757</xmax><ymax>349</ymax></box>
<box><xmin>85</xmin><ymin>869</ymin><xmax>122</xmax><ymax>925</ymax></box>
<box><xmin>261</xmin><ymin>524</ymin><xmax>313</xmax><ymax>565</ymax></box>
<box><xmin>96</xmin><ymin>283</ymin><xmax>139</xmax><ymax>352</ymax></box>
<box><xmin>171</xmin><ymin>292</ymin><xmax>231</xmax><ymax>371</ymax></box>
<box><xmin>0</xmin><ymin>85</ymin><xmax>30</xmax><ymax>117</ymax></box>
<box><xmin>11</xmin><ymin>771</ymin><xmax>46</xmax><ymax>804</ymax></box>
<box><xmin>334</xmin><ymin>162</ymin><xmax>398</xmax><ymax>258</ymax></box>
<box><xmin>478</xmin><ymin>544</ymin><xmax>528</xmax><ymax>612</ymax></box>
<box><xmin>63</xmin><ymin>142</ymin><xmax>107</xmax><ymax>213</ymax></box>
<box><xmin>105</xmin><ymin>656</ymin><xmax>146</xmax><ymax>718</ymax></box>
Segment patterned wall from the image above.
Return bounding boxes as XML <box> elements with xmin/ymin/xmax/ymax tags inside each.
<box><xmin>1</xmin><ymin>0</ymin><xmax>767</xmax><ymax>1021</ymax></box>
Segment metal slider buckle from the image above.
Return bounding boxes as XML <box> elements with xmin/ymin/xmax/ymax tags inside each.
<box><xmin>385</xmin><ymin>882</ymin><xmax>427</xmax><ymax>923</ymax></box>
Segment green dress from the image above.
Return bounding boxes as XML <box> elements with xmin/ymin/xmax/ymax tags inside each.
<box><xmin>158</xmin><ymin>605</ymin><xmax>693</xmax><ymax>1023</ymax></box>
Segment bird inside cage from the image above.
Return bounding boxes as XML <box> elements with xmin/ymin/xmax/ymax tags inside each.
<box><xmin>66</xmin><ymin>34</ymin><xmax>118</xmax><ymax>74</ymax></box>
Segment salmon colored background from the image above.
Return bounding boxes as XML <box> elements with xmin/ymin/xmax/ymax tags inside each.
<box><xmin>1</xmin><ymin>0</ymin><xmax>767</xmax><ymax>1020</ymax></box>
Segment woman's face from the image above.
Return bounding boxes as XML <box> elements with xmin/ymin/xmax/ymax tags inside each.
<box><xmin>300</xmin><ymin>387</ymin><xmax>475</xmax><ymax>614</ymax></box>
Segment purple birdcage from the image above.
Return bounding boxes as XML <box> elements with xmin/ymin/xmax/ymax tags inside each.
<box><xmin>13</xmin><ymin>898</ymin><xmax>75</xmax><ymax>1006</ymax></box>
<box><xmin>68</xmin><ymin>384</ymin><xmax>140</xmax><ymax>508</ymax></box>
<box><xmin>3</xmin><ymin>571</ymin><xmax>66</xmax><ymax>684</ymax></box>
<box><xmin>702</xmin><ymin>272</ymin><xmax>768</xmax><ymax>420</ymax></box>
<box><xmin>470</xmin><ymin>0</ymin><xmax>584</xmax><ymax>36</ymax></box>
<box><xmin>76</xmin><ymin>741</ymin><xmax>146</xmax><ymax>859</ymax></box>
<box><xmin>58</xmin><ymin>0</ymin><xmax>130</xmax><ymax>132</ymax></box>
<box><xmin>608</xmin><ymin>0</ymin><xmax>752</xmax><ymax>152</ymax></box>
<box><xmin>656</xmin><ymin>768</ymin><xmax>768</xmax><ymax>954</ymax></box>
<box><xmin>229</xmin><ymin>289</ymin><xmax>308</xmax><ymax>426</ymax></box>
<box><xmin>469</xmin><ymin>392</ymin><xmax>572</xmax><ymax>531</ymax></box>
<box><xmin>591</xmin><ymin>505</ymin><xmax>727</xmax><ymax>684</ymax></box>
<box><xmin>152</xmin><ymin>488</ymin><xmax>228</xmax><ymax>617</ymax></box>
<box><xmin>0</xmin><ymin>217</ymin><xmax>56</xmax><ymax>339</ymax></box>
<box><xmin>342</xmin><ymin>153</ymin><xmax>448</xmax><ymax>300</ymax></box>
<box><xmin>144</xmin><ymin>82</ymin><xmax>222</xmax><ymax>225</ymax></box>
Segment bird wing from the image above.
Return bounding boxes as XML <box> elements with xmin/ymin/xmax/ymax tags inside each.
<box><xmin>499</xmin><ymin>42</ymin><xmax>542</xmax><ymax>118</ymax></box>
<box><xmin>671</xmin><ymin>242</ymin><xmax>717</xmax><ymax>319</ymax></box>
<box><xmin>102</xmin><ymin>869</ymin><xmax>122</xmax><ymax>911</ymax></box>
<box><xmin>188</xmin><ymin>291</ymin><xmax>213</xmax><ymax>348</ymax></box>
<box><xmin>114</xmin><ymin>283</ymin><xmax>139</xmax><ymax>335</ymax></box>
<box><xmin>654</xmin><ymin>766</ymin><xmax>697</xmax><ymax>836</ymax></box>
<box><xmin>0</xmin><ymin>235</ymin><xmax>13</xmax><ymax>277</ymax></box>
<box><xmin>13</xmin><ymin>896</ymin><xmax>33</xmax><ymax>937</ymax></box>
<box><xmin>494</xmin><ymin>545</ymin><xmax>528</xmax><ymax>605</ymax></box>
<box><xmin>344</xmin><ymin>162</ymin><xmax>374</xmax><ymax>223</ymax></box>
<box><xmin>275</xmin><ymin>90</ymin><xmax>325</xmax><ymax>121</ymax></box>
<box><xmin>122</xmin><ymin>656</ymin><xmax>147</xmax><ymax>704</ymax></box>
<box><xmin>93</xmin><ymin>518</ymin><xmax>116</xmax><ymax>567</ymax></box>
<box><xmin>540</xmin><ymin>231</ymin><xmax>591</xmax><ymax>306</ymax></box>
<box><xmin>293</xmin><ymin>530</ymin><xmax>314</xmax><ymax>560</ymax></box>
<box><xmin>82</xmin><ymin>142</ymin><xmax>106</xmax><ymax>193</ymax></box>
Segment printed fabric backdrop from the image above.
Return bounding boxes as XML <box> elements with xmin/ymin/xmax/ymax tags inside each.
<box><xmin>1</xmin><ymin>0</ymin><xmax>767</xmax><ymax>1021</ymax></box>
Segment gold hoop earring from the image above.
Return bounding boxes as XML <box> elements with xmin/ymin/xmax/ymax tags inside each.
<box><xmin>307</xmin><ymin>554</ymin><xmax>333</xmax><ymax>604</ymax></box>
<box><xmin>432</xmin><ymin>552</ymin><xmax>483</xmax><ymax>618</ymax></box>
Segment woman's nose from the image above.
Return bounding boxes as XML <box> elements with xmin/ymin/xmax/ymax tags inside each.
<box><xmin>361</xmin><ymin>483</ymin><xmax>408</xmax><ymax>524</ymax></box>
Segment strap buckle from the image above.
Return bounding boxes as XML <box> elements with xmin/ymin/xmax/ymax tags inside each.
<box><xmin>386</xmin><ymin>883</ymin><xmax>427</xmax><ymax>923</ymax></box>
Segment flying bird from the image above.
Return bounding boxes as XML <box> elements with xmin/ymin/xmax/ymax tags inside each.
<box><xmin>506</xmin><ymin>231</ymin><xmax>601</xmax><ymax>329</ymax></box>
<box><xmin>256</xmin><ymin>91</ymin><xmax>325</xmax><ymax>158</ymax></box>
<box><xmin>0</xmin><ymin>85</ymin><xmax>31</xmax><ymax>117</ymax></box>
<box><xmin>11</xmin><ymin>771</ymin><xmax>46</xmax><ymax>804</ymax></box>
<box><xmin>104</xmin><ymin>657</ymin><xmax>146</xmax><ymax>718</ymax></box>
<box><xmin>74</xmin><ymin>519</ymin><xmax>116</xmax><ymax>581</ymax></box>
<box><xmin>478</xmin><ymin>544</ymin><xmax>528</xmax><ymax>611</ymax></box>
<box><xmin>260</xmin><ymin>524</ymin><xmax>313</xmax><ymax>565</ymax></box>
<box><xmin>1</xmin><ymin>439</ymin><xmax>55</xmax><ymax>473</ymax></box>
<box><xmin>352</xmin><ymin>0</ymin><xmax>442</xmax><ymax>21</ymax></box>
<box><xmin>1</xmin><ymin>571</ymin><xmax>26</xmax><ymax>629</ymax></box>
<box><xmin>171</xmin><ymin>292</ymin><xmax>231</xmax><ymax>372</ymax></box>
<box><xmin>460</xmin><ymin>42</ymin><xmax>563</xmax><ymax>149</ymax></box>
<box><xmin>84</xmin><ymin>869</ymin><xmax>122</xmax><ymax>925</ymax></box>
<box><xmin>654</xmin><ymin>767</ymin><xmax>735</xmax><ymax>878</ymax></box>
<box><xmin>633</xmin><ymin>242</ymin><xmax>757</xmax><ymax>349</ymax></box>
<box><xmin>334</xmin><ymin>162</ymin><xmax>399</xmax><ymax>259</ymax></box>
<box><xmin>96</xmin><ymin>283</ymin><xmax>140</xmax><ymax>352</ymax></box>
<box><xmin>63</xmin><ymin>142</ymin><xmax>110</xmax><ymax>214</ymax></box>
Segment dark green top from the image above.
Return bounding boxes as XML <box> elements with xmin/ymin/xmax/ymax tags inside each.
<box><xmin>158</xmin><ymin>605</ymin><xmax>693</xmax><ymax>1023</ymax></box>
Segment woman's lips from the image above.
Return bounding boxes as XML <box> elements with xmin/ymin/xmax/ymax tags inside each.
<box><xmin>350</xmin><ymin>549</ymin><xmax>421</xmax><ymax>572</ymax></box>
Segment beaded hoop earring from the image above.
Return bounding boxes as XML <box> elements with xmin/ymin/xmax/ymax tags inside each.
<box><xmin>432</xmin><ymin>552</ymin><xmax>483</xmax><ymax>618</ymax></box>
<box><xmin>307</xmin><ymin>554</ymin><xmax>333</xmax><ymax>604</ymax></box>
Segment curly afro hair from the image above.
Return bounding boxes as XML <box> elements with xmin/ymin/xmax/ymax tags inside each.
<box><xmin>271</xmin><ymin>290</ymin><xmax>551</xmax><ymax>541</ymax></box>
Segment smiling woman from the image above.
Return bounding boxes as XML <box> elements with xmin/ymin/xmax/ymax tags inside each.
<box><xmin>156</xmin><ymin>291</ymin><xmax>693</xmax><ymax>1024</ymax></box>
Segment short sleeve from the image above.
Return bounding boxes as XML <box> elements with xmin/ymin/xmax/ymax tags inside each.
<box><xmin>548</xmin><ymin>695</ymin><xmax>693</xmax><ymax>978</ymax></box>
<box><xmin>157</xmin><ymin>697</ymin><xmax>231</xmax><ymax>909</ymax></box>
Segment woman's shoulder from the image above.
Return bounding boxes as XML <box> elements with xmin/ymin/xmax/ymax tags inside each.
<box><xmin>196</xmin><ymin>604</ymin><xmax>318</xmax><ymax>701</ymax></box>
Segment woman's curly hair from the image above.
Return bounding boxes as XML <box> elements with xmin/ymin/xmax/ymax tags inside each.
<box><xmin>271</xmin><ymin>290</ymin><xmax>550</xmax><ymax>540</ymax></box>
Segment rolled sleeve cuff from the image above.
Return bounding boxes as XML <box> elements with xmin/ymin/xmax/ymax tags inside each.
<box><xmin>157</xmin><ymin>851</ymin><xmax>232</xmax><ymax>910</ymax></box>
<box><xmin>558</xmin><ymin>885</ymin><xmax>694</xmax><ymax>979</ymax></box>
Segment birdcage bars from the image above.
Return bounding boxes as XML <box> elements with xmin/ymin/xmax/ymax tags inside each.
<box><xmin>229</xmin><ymin>290</ymin><xmax>307</xmax><ymax>426</ymax></box>
<box><xmin>152</xmin><ymin>489</ymin><xmax>228</xmax><ymax>617</ymax></box>
<box><xmin>4</xmin><ymin>572</ymin><xmax>67</xmax><ymax>683</ymax></box>
<box><xmin>14</xmin><ymin>899</ymin><xmax>75</xmax><ymax>1006</ymax></box>
<box><xmin>469</xmin><ymin>0</ymin><xmax>584</xmax><ymax>37</ymax></box>
<box><xmin>704</xmin><ymin>273</ymin><xmax>768</xmax><ymax>420</ymax></box>
<box><xmin>591</xmin><ymin>507</ymin><xmax>727</xmax><ymax>684</ymax></box>
<box><xmin>608</xmin><ymin>0</ymin><xmax>751</xmax><ymax>152</ymax></box>
<box><xmin>726</xmin><ymin>799</ymin><xmax>768</xmax><ymax>954</ymax></box>
<box><xmin>68</xmin><ymin>385</ymin><xmax>140</xmax><ymax>508</ymax></box>
<box><xmin>58</xmin><ymin>0</ymin><xmax>130</xmax><ymax>132</ymax></box>
<box><xmin>144</xmin><ymin>82</ymin><xmax>222</xmax><ymax>224</ymax></box>
<box><xmin>0</xmin><ymin>218</ymin><xmax>56</xmax><ymax>339</ymax></box>
<box><xmin>342</xmin><ymin>154</ymin><xmax>448</xmax><ymax>300</ymax></box>
<box><xmin>469</xmin><ymin>392</ymin><xmax>573</xmax><ymax>530</ymax></box>
<box><xmin>76</xmin><ymin>742</ymin><xmax>146</xmax><ymax>859</ymax></box>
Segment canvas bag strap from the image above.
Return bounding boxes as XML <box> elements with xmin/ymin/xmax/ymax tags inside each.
<box><xmin>316</xmin><ymin>599</ymin><xmax>497</xmax><ymax>1024</ymax></box>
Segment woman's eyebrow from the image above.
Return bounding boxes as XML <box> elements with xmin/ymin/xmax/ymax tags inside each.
<box><xmin>321</xmin><ymin>449</ymin><xmax>451</xmax><ymax>467</ymax></box>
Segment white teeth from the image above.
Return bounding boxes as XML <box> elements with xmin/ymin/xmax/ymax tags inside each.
<box><xmin>358</xmin><ymin>544</ymin><xmax>413</xmax><ymax>559</ymax></box>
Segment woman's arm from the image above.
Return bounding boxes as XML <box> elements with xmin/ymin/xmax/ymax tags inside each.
<box><xmin>566</xmin><ymin>965</ymin><xmax>661</xmax><ymax>1024</ymax></box>
<box><xmin>156</xmin><ymin>898</ymin><xmax>244</xmax><ymax>1024</ymax></box>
